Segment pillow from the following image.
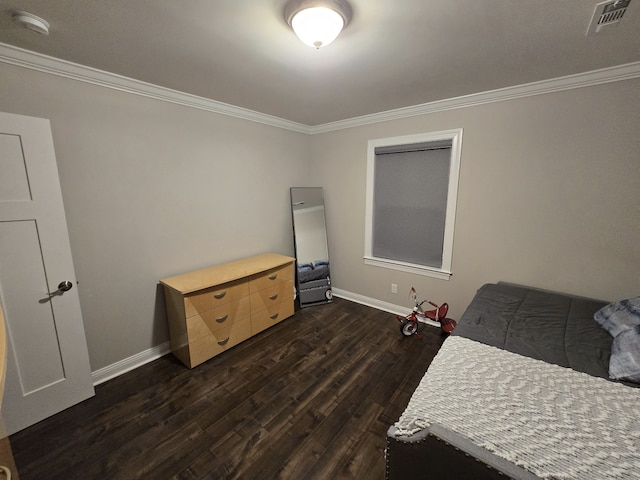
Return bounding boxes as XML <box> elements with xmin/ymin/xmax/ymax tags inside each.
<box><xmin>594</xmin><ymin>296</ymin><xmax>640</xmax><ymax>337</ymax></box>
<box><xmin>609</xmin><ymin>324</ymin><xmax>640</xmax><ymax>384</ymax></box>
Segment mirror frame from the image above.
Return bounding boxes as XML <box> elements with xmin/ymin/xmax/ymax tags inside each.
<box><xmin>290</xmin><ymin>187</ymin><xmax>332</xmax><ymax>307</ymax></box>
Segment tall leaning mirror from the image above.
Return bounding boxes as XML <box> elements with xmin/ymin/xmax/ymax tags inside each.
<box><xmin>290</xmin><ymin>187</ymin><xmax>332</xmax><ymax>307</ymax></box>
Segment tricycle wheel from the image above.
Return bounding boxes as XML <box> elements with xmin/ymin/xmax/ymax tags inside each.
<box><xmin>400</xmin><ymin>320</ymin><xmax>417</xmax><ymax>336</ymax></box>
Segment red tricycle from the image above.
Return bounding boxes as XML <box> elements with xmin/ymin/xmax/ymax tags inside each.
<box><xmin>397</xmin><ymin>287</ymin><xmax>456</xmax><ymax>339</ymax></box>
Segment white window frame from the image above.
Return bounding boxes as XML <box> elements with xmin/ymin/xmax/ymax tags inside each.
<box><xmin>364</xmin><ymin>128</ymin><xmax>463</xmax><ymax>280</ymax></box>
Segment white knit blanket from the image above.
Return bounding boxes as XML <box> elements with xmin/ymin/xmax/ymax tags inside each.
<box><xmin>394</xmin><ymin>336</ymin><xmax>640</xmax><ymax>480</ymax></box>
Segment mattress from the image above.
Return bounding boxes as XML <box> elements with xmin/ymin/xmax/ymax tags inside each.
<box><xmin>392</xmin><ymin>336</ymin><xmax>640</xmax><ymax>480</ymax></box>
<box><xmin>386</xmin><ymin>282</ymin><xmax>631</xmax><ymax>480</ymax></box>
<box><xmin>452</xmin><ymin>282</ymin><xmax>611</xmax><ymax>378</ymax></box>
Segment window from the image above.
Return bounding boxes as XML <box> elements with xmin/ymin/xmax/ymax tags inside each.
<box><xmin>364</xmin><ymin>129</ymin><xmax>463</xmax><ymax>280</ymax></box>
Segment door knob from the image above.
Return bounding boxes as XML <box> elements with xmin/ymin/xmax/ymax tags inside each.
<box><xmin>51</xmin><ymin>281</ymin><xmax>73</xmax><ymax>296</ymax></box>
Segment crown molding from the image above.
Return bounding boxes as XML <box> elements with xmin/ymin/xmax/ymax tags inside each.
<box><xmin>309</xmin><ymin>61</ymin><xmax>640</xmax><ymax>134</ymax></box>
<box><xmin>0</xmin><ymin>42</ymin><xmax>312</xmax><ymax>134</ymax></box>
<box><xmin>1</xmin><ymin>42</ymin><xmax>638</xmax><ymax>136</ymax></box>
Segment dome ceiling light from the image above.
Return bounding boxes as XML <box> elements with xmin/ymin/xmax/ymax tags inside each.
<box><xmin>12</xmin><ymin>11</ymin><xmax>50</xmax><ymax>35</ymax></box>
<box><xmin>284</xmin><ymin>0</ymin><xmax>352</xmax><ymax>49</ymax></box>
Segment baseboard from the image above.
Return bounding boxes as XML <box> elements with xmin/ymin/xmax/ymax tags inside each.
<box><xmin>91</xmin><ymin>341</ymin><xmax>172</xmax><ymax>386</ymax></box>
<box><xmin>332</xmin><ymin>288</ymin><xmax>442</xmax><ymax>329</ymax></box>
<box><xmin>331</xmin><ymin>288</ymin><xmax>405</xmax><ymax>316</ymax></box>
<box><xmin>91</xmin><ymin>289</ymin><xmax>430</xmax><ymax>386</ymax></box>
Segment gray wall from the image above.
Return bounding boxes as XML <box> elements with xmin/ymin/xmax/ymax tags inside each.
<box><xmin>311</xmin><ymin>78</ymin><xmax>640</xmax><ymax>319</ymax></box>
<box><xmin>0</xmin><ymin>62</ymin><xmax>310</xmax><ymax>371</ymax></box>
<box><xmin>1</xmin><ymin>60</ymin><xmax>638</xmax><ymax>374</ymax></box>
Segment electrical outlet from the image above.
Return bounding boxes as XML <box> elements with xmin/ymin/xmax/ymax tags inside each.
<box><xmin>391</xmin><ymin>283</ymin><xmax>398</xmax><ymax>294</ymax></box>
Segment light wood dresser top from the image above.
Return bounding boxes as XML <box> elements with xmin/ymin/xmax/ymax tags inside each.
<box><xmin>160</xmin><ymin>253</ymin><xmax>295</xmax><ymax>295</ymax></box>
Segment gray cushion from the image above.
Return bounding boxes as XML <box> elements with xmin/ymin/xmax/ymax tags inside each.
<box><xmin>609</xmin><ymin>325</ymin><xmax>640</xmax><ymax>383</ymax></box>
<box><xmin>594</xmin><ymin>297</ymin><xmax>640</xmax><ymax>337</ymax></box>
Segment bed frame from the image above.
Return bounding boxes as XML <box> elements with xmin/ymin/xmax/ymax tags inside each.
<box><xmin>386</xmin><ymin>282</ymin><xmax>629</xmax><ymax>480</ymax></box>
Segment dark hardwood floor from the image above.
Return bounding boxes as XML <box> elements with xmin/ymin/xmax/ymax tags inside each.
<box><xmin>10</xmin><ymin>297</ymin><xmax>446</xmax><ymax>480</ymax></box>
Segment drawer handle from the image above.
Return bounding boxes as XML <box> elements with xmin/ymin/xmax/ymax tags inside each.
<box><xmin>269</xmin><ymin>293</ymin><xmax>279</xmax><ymax>301</ymax></box>
<box><xmin>215</xmin><ymin>314</ymin><xmax>228</xmax><ymax>323</ymax></box>
<box><xmin>214</xmin><ymin>291</ymin><xmax>226</xmax><ymax>299</ymax></box>
<box><xmin>217</xmin><ymin>337</ymin><xmax>230</xmax><ymax>346</ymax></box>
<box><xmin>268</xmin><ymin>273</ymin><xmax>278</xmax><ymax>280</ymax></box>
<box><xmin>270</xmin><ymin>313</ymin><xmax>279</xmax><ymax>320</ymax></box>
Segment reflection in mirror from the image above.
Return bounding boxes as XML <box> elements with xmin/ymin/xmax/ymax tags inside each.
<box><xmin>290</xmin><ymin>187</ymin><xmax>332</xmax><ymax>307</ymax></box>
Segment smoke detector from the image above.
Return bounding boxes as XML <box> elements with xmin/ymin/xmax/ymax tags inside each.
<box><xmin>587</xmin><ymin>0</ymin><xmax>632</xmax><ymax>35</ymax></box>
<box><xmin>12</xmin><ymin>11</ymin><xmax>50</xmax><ymax>35</ymax></box>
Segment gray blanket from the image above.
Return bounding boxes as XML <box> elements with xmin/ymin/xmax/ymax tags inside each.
<box><xmin>452</xmin><ymin>282</ymin><xmax>611</xmax><ymax>379</ymax></box>
<box><xmin>393</xmin><ymin>336</ymin><xmax>640</xmax><ymax>480</ymax></box>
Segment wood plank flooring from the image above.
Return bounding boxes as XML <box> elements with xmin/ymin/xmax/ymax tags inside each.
<box><xmin>9</xmin><ymin>297</ymin><xmax>446</xmax><ymax>480</ymax></box>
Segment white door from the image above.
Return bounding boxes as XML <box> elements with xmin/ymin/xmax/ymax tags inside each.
<box><xmin>0</xmin><ymin>112</ymin><xmax>94</xmax><ymax>435</ymax></box>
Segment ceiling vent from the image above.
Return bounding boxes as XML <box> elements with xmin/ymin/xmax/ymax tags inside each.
<box><xmin>587</xmin><ymin>0</ymin><xmax>632</xmax><ymax>35</ymax></box>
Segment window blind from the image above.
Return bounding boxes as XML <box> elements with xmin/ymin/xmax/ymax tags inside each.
<box><xmin>372</xmin><ymin>145</ymin><xmax>451</xmax><ymax>268</ymax></box>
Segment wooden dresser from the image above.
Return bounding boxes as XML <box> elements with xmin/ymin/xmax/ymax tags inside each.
<box><xmin>160</xmin><ymin>253</ymin><xmax>295</xmax><ymax>368</ymax></box>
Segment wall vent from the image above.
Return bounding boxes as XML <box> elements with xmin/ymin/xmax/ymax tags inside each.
<box><xmin>587</xmin><ymin>0</ymin><xmax>632</xmax><ymax>35</ymax></box>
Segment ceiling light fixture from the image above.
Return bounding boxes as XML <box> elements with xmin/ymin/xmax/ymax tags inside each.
<box><xmin>284</xmin><ymin>0</ymin><xmax>352</xmax><ymax>49</ymax></box>
<box><xmin>12</xmin><ymin>11</ymin><xmax>50</xmax><ymax>35</ymax></box>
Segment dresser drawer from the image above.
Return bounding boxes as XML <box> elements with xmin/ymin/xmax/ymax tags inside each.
<box><xmin>185</xmin><ymin>297</ymin><xmax>251</xmax><ymax>341</ymax></box>
<box><xmin>252</xmin><ymin>298</ymin><xmax>295</xmax><ymax>335</ymax></box>
<box><xmin>249</xmin><ymin>263</ymin><xmax>294</xmax><ymax>293</ymax></box>
<box><xmin>250</xmin><ymin>280</ymin><xmax>294</xmax><ymax>312</ymax></box>
<box><xmin>184</xmin><ymin>279</ymin><xmax>249</xmax><ymax>318</ymax></box>
<box><xmin>185</xmin><ymin>315</ymin><xmax>252</xmax><ymax>367</ymax></box>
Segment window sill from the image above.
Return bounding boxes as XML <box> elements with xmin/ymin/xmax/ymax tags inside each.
<box><xmin>363</xmin><ymin>256</ymin><xmax>452</xmax><ymax>281</ymax></box>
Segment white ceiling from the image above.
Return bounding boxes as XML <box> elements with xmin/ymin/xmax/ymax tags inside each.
<box><xmin>0</xmin><ymin>0</ymin><xmax>639</xmax><ymax>126</ymax></box>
